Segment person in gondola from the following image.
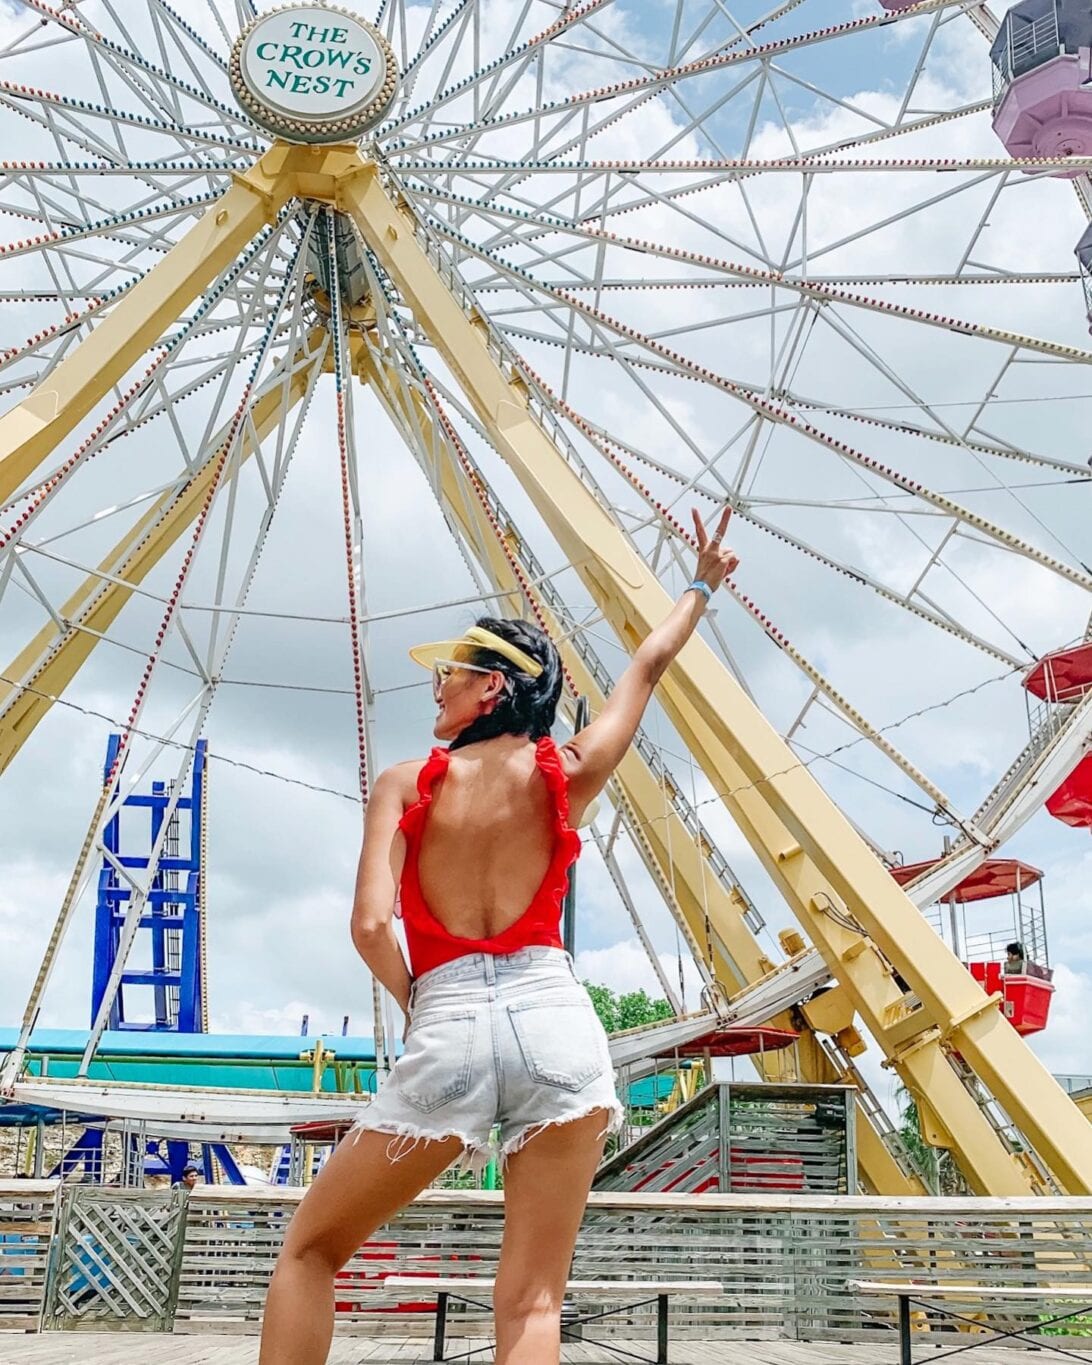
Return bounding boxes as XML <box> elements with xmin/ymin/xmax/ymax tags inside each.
<box><xmin>259</xmin><ymin>507</ymin><xmax>739</xmax><ymax>1365</ymax></box>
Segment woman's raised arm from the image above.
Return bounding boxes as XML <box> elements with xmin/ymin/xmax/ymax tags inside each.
<box><xmin>561</xmin><ymin>506</ymin><xmax>738</xmax><ymax>809</ymax></box>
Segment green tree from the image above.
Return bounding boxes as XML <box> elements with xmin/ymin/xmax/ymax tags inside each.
<box><xmin>583</xmin><ymin>982</ymin><xmax>674</xmax><ymax>1033</ymax></box>
<box><xmin>896</xmin><ymin>1089</ymin><xmax>967</xmax><ymax>1195</ymax></box>
<box><xmin>618</xmin><ymin>988</ymin><xmax>674</xmax><ymax>1031</ymax></box>
<box><xmin>584</xmin><ymin>982</ymin><xmax>619</xmax><ymax>1033</ymax></box>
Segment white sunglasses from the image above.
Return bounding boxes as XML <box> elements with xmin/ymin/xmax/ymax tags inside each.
<box><xmin>432</xmin><ymin>658</ymin><xmax>510</xmax><ymax>703</ymax></box>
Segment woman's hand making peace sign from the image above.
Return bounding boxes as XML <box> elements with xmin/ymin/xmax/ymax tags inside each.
<box><xmin>692</xmin><ymin>505</ymin><xmax>739</xmax><ymax>594</ymax></box>
<box><xmin>558</xmin><ymin>501</ymin><xmax>742</xmax><ymax>805</ymax></box>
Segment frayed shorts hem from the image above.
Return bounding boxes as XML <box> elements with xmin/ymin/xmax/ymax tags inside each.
<box><xmin>498</xmin><ymin>1097</ymin><xmax>624</xmax><ymax>1169</ymax></box>
<box><xmin>348</xmin><ymin>1117</ymin><xmax>495</xmax><ymax>1178</ymax></box>
<box><xmin>349</xmin><ymin>1097</ymin><xmax>624</xmax><ymax>1179</ymax></box>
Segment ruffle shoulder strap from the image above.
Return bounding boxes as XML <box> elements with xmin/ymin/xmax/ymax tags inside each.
<box><xmin>534</xmin><ymin>736</ymin><xmax>582</xmax><ymax>857</ymax></box>
<box><xmin>398</xmin><ymin>747</ymin><xmax>450</xmax><ymax>836</ymax></box>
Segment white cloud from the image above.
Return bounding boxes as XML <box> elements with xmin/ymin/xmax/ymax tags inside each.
<box><xmin>575</xmin><ymin>937</ymin><xmax>706</xmax><ymax>1008</ymax></box>
<box><xmin>1027</xmin><ymin>962</ymin><xmax>1092</xmax><ymax>1077</ymax></box>
<box><xmin>210</xmin><ymin>996</ymin><xmax>333</xmax><ymax>1036</ymax></box>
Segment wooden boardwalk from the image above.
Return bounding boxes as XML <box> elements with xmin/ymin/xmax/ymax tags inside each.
<box><xmin>0</xmin><ymin>1339</ymin><xmax>1067</xmax><ymax>1364</ymax></box>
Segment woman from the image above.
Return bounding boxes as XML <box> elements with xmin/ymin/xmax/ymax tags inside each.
<box><xmin>259</xmin><ymin>507</ymin><xmax>738</xmax><ymax>1365</ymax></box>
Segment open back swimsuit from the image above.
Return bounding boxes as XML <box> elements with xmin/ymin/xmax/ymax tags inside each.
<box><xmin>349</xmin><ymin>737</ymin><xmax>623</xmax><ymax>1174</ymax></box>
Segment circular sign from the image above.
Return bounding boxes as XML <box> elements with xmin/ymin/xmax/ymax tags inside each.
<box><xmin>230</xmin><ymin>4</ymin><xmax>397</xmax><ymax>143</ymax></box>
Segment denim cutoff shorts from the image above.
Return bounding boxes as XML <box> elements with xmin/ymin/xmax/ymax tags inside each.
<box><xmin>349</xmin><ymin>946</ymin><xmax>623</xmax><ymax>1176</ymax></box>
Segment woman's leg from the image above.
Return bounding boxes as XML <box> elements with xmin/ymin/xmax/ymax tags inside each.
<box><xmin>493</xmin><ymin>1109</ymin><xmax>611</xmax><ymax>1365</ymax></box>
<box><xmin>258</xmin><ymin>1128</ymin><xmax>465</xmax><ymax>1365</ymax></box>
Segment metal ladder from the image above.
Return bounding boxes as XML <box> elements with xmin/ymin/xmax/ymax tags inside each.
<box><xmin>818</xmin><ymin>1035</ymin><xmax>934</xmax><ymax>1191</ymax></box>
<box><xmin>949</xmin><ymin>1054</ymin><xmax>1059</xmax><ymax>1193</ymax></box>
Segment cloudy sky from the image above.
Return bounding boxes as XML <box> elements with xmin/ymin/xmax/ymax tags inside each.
<box><xmin>0</xmin><ymin>0</ymin><xmax>1090</xmax><ymax>1132</ymax></box>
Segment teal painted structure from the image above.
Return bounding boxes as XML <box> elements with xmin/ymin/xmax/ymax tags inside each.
<box><xmin>0</xmin><ymin>1027</ymin><xmax>385</xmax><ymax>1118</ymax></box>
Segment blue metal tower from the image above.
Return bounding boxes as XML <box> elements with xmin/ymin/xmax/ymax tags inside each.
<box><xmin>78</xmin><ymin>736</ymin><xmax>242</xmax><ymax>1184</ymax></box>
<box><xmin>91</xmin><ymin>735</ymin><xmax>207</xmax><ymax>1033</ymax></box>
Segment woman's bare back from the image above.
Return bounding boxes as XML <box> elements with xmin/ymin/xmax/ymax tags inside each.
<box><xmin>412</xmin><ymin>735</ymin><xmax>574</xmax><ymax>940</ymax></box>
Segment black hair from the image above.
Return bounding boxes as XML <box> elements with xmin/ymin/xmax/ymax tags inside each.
<box><xmin>448</xmin><ymin>616</ymin><xmax>563</xmax><ymax>751</ymax></box>
<box><xmin>182</xmin><ymin>1165</ymin><xmax>200</xmax><ymax>1176</ymax></box>
<box><xmin>1006</xmin><ymin>941</ymin><xmax>1024</xmax><ymax>956</ymax></box>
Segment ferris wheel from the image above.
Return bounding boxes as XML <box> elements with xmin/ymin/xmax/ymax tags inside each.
<box><xmin>0</xmin><ymin>0</ymin><xmax>1091</xmax><ymax>1199</ymax></box>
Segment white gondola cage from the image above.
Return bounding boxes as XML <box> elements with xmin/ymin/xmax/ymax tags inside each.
<box><xmin>1077</xmin><ymin>222</ymin><xmax>1092</xmax><ymax>329</ymax></box>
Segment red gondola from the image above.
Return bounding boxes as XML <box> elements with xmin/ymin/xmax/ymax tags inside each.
<box><xmin>967</xmin><ymin>961</ymin><xmax>1054</xmax><ymax>1036</ymax></box>
<box><xmin>889</xmin><ymin>859</ymin><xmax>1054</xmax><ymax>1036</ymax></box>
<box><xmin>1024</xmin><ymin>644</ymin><xmax>1092</xmax><ymax>828</ymax></box>
<box><xmin>1024</xmin><ymin>642</ymin><xmax>1092</xmax><ymax>703</ymax></box>
<box><xmin>1045</xmin><ymin>754</ymin><xmax>1092</xmax><ymax>829</ymax></box>
<box><xmin>654</xmin><ymin>1025</ymin><xmax>798</xmax><ymax>1059</ymax></box>
<box><xmin>891</xmin><ymin>859</ymin><xmax>1042</xmax><ymax>901</ymax></box>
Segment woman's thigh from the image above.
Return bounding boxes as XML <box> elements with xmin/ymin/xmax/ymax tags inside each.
<box><xmin>494</xmin><ymin>1109</ymin><xmax>610</xmax><ymax>1303</ymax></box>
<box><xmin>278</xmin><ymin>1128</ymin><xmax>465</xmax><ymax>1271</ymax></box>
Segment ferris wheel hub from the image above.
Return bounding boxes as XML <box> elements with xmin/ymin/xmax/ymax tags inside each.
<box><xmin>230</xmin><ymin>4</ymin><xmax>398</xmax><ymax>145</ymax></box>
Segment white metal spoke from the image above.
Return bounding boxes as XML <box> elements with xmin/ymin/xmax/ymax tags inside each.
<box><xmin>539</xmin><ymin>390</ymin><xmax>1032</xmax><ymax>669</ymax></box>
<box><xmin>0</xmin><ymin>218</ymin><xmax>287</xmax><ymax>554</ymax></box>
<box><xmin>383</xmin><ymin>0</ymin><xmax>970</xmax><ymax>152</ymax></box>
<box><xmin>79</xmin><ymin>0</ymin><xmax>257</xmax><ymax>135</ymax></box>
<box><xmin>418</xmin><ymin>216</ymin><xmax>1092</xmax><ymax>592</ymax></box>
<box><xmin>0</xmin><ymin>79</ymin><xmax>262</xmax><ymax>154</ymax></box>
<box><xmin>408</xmin><ymin>185</ymin><xmax>1092</xmax><ymax>365</ymax></box>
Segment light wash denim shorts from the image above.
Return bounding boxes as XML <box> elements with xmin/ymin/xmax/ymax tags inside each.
<box><xmin>350</xmin><ymin>946</ymin><xmax>623</xmax><ymax>1176</ymax></box>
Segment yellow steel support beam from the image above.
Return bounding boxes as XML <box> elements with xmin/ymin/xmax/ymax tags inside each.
<box><xmin>1</xmin><ymin>173</ymin><xmax>272</xmax><ymax>502</ymax></box>
<box><xmin>0</xmin><ymin>339</ymin><xmax>322</xmax><ymax>772</ymax></box>
<box><xmin>341</xmin><ymin>156</ymin><xmax>1092</xmax><ymax>1195</ymax></box>
<box><xmin>354</xmin><ymin>334</ymin><xmax>923</xmax><ymax>1196</ymax></box>
<box><xmin>0</xmin><ymin>142</ymin><xmax>361</xmax><ymax>505</ymax></box>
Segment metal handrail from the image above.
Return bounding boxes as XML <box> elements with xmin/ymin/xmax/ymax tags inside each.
<box><xmin>998</xmin><ymin>6</ymin><xmax>1063</xmax><ymax>82</ymax></box>
<box><xmin>992</xmin><ymin>3</ymin><xmax>1063</xmax><ymax>106</ymax></box>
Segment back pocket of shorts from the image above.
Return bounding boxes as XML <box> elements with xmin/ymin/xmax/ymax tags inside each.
<box><xmin>508</xmin><ymin>997</ymin><xmax>606</xmax><ymax>1091</ymax></box>
<box><xmin>398</xmin><ymin>1010</ymin><xmax>476</xmax><ymax>1113</ymax></box>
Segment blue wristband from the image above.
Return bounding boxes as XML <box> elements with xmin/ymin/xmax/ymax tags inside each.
<box><xmin>688</xmin><ymin>579</ymin><xmax>713</xmax><ymax>602</ymax></box>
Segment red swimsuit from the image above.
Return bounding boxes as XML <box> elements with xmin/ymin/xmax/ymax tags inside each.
<box><xmin>396</xmin><ymin>736</ymin><xmax>582</xmax><ymax>977</ymax></box>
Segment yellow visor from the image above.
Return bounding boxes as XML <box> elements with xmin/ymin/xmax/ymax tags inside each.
<box><xmin>409</xmin><ymin>625</ymin><xmax>543</xmax><ymax>679</ymax></box>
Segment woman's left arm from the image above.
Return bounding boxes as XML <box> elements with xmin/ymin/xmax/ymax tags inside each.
<box><xmin>350</xmin><ymin>765</ymin><xmax>414</xmax><ymax>1015</ymax></box>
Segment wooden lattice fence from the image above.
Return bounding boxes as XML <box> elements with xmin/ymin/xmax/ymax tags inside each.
<box><xmin>3</xmin><ymin>1182</ymin><xmax>1092</xmax><ymax>1341</ymax></box>
<box><xmin>175</xmin><ymin>1189</ymin><xmax>1092</xmax><ymax>1342</ymax></box>
<box><xmin>0</xmin><ymin>1181</ymin><xmax>55</xmax><ymax>1332</ymax></box>
<box><xmin>42</xmin><ymin>1185</ymin><xmax>187</xmax><ymax>1332</ymax></box>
